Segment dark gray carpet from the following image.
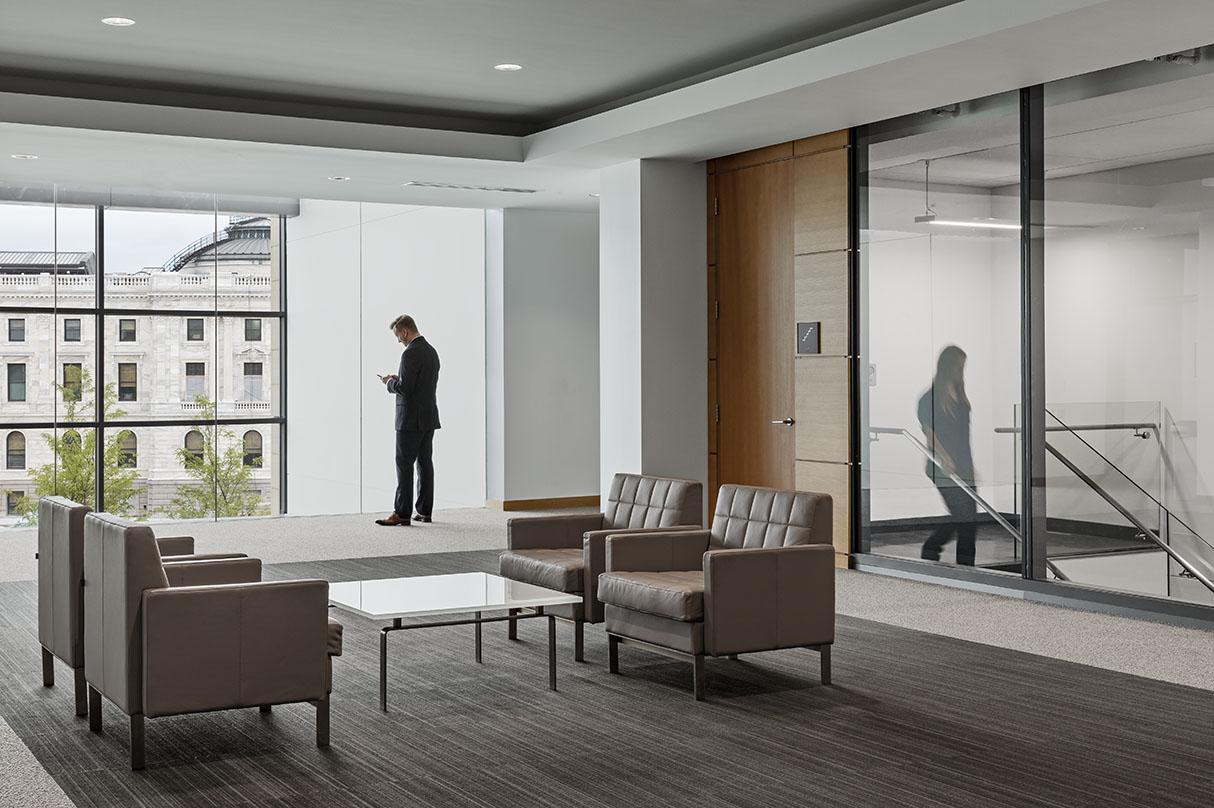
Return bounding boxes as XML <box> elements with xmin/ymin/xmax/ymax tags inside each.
<box><xmin>2</xmin><ymin>550</ymin><xmax>1212</xmax><ymax>808</ymax></box>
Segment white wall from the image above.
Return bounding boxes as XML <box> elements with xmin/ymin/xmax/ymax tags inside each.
<box><xmin>599</xmin><ymin>159</ymin><xmax>707</xmax><ymax>505</ymax></box>
<box><xmin>287</xmin><ymin>200</ymin><xmax>486</xmax><ymax>515</ymax></box>
<box><xmin>485</xmin><ymin>208</ymin><xmax>600</xmax><ymax>502</ymax></box>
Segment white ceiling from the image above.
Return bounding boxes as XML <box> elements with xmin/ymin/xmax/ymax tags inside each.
<box><xmin>0</xmin><ymin>0</ymin><xmax>943</xmax><ymax>130</ymax></box>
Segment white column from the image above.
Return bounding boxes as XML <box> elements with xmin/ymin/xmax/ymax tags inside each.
<box><xmin>485</xmin><ymin>208</ymin><xmax>600</xmax><ymax>504</ymax></box>
<box><xmin>599</xmin><ymin>159</ymin><xmax>707</xmax><ymax>505</ymax></box>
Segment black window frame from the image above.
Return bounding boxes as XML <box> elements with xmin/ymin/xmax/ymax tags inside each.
<box><xmin>63</xmin><ymin>318</ymin><xmax>81</xmax><ymax>342</ymax></box>
<box><xmin>242</xmin><ymin>429</ymin><xmax>263</xmax><ymax>467</ymax></box>
<box><xmin>245</xmin><ymin>317</ymin><xmax>262</xmax><ymax>341</ymax></box>
<box><xmin>0</xmin><ymin>205</ymin><xmax>287</xmax><ymax>515</ymax></box>
<box><xmin>118</xmin><ymin>318</ymin><xmax>137</xmax><ymax>342</ymax></box>
<box><xmin>8</xmin><ymin>318</ymin><xmax>24</xmax><ymax>342</ymax></box>
<box><xmin>6</xmin><ymin>490</ymin><xmax>24</xmax><ymax>514</ymax></box>
<box><xmin>62</xmin><ymin>362</ymin><xmax>83</xmax><ymax>402</ymax></box>
<box><xmin>186</xmin><ymin>318</ymin><xmax>205</xmax><ymax>341</ymax></box>
<box><xmin>6</xmin><ymin>431</ymin><xmax>25</xmax><ymax>470</ymax></box>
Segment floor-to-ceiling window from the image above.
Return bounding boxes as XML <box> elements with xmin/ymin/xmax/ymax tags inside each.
<box><xmin>0</xmin><ymin>186</ymin><xmax>286</xmax><ymax>528</ymax></box>
<box><xmin>857</xmin><ymin>92</ymin><xmax>1024</xmax><ymax>573</ymax></box>
<box><xmin>857</xmin><ymin>46</ymin><xmax>1214</xmax><ymax>611</ymax></box>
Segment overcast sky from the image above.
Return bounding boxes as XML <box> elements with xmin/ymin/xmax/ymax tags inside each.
<box><xmin>0</xmin><ymin>202</ymin><xmax>230</xmax><ymax>273</ymax></box>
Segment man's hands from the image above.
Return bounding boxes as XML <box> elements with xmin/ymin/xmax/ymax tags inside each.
<box><xmin>379</xmin><ymin>373</ymin><xmax>398</xmax><ymax>387</ymax></box>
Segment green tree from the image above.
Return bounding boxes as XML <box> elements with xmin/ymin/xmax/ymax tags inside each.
<box><xmin>167</xmin><ymin>396</ymin><xmax>268</xmax><ymax>519</ymax></box>
<box><xmin>16</xmin><ymin>370</ymin><xmax>141</xmax><ymax>524</ymax></box>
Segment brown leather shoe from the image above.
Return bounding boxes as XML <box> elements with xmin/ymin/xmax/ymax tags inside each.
<box><xmin>375</xmin><ymin>513</ymin><xmax>411</xmax><ymax>526</ymax></box>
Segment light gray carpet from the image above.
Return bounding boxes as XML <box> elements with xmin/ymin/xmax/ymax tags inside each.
<box><xmin>0</xmin><ymin>716</ymin><xmax>75</xmax><ymax>808</ymax></box>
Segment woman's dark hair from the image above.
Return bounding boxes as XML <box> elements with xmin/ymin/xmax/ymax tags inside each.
<box><xmin>934</xmin><ymin>345</ymin><xmax>969</xmax><ymax>412</ymax></box>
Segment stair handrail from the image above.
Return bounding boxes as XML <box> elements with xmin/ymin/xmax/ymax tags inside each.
<box><xmin>869</xmin><ymin>426</ymin><xmax>1069</xmax><ymax>580</ymax></box>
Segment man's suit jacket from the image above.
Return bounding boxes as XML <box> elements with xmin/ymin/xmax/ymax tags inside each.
<box><xmin>387</xmin><ymin>336</ymin><xmax>441</xmax><ymax>432</ymax></box>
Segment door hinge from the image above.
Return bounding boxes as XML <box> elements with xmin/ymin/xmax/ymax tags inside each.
<box><xmin>714</xmin><ymin>300</ymin><xmax>719</xmax><ymax>319</ymax></box>
<box><xmin>713</xmin><ymin>196</ymin><xmax>719</xmax><ymax>216</ymax></box>
<box><xmin>715</xmin><ymin>404</ymin><xmax>720</xmax><ymax>423</ymax></box>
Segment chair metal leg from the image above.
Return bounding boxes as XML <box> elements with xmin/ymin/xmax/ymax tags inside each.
<box><xmin>548</xmin><ymin>615</ymin><xmax>557</xmax><ymax>691</ymax></box>
<box><xmin>574</xmin><ymin>620</ymin><xmax>585</xmax><ymax>663</ymax></box>
<box><xmin>819</xmin><ymin>644</ymin><xmax>832</xmax><ymax>686</ymax></box>
<box><xmin>130</xmin><ymin>714</ymin><xmax>145</xmax><ymax>771</ymax></box>
<box><xmin>259</xmin><ymin>705</ymin><xmax>272</xmax><ymax>714</ymax></box>
<box><xmin>608</xmin><ymin>634</ymin><xmax>619</xmax><ymax>674</ymax></box>
<box><xmin>315</xmin><ymin>697</ymin><xmax>330</xmax><ymax>748</ymax></box>
<box><xmin>507</xmin><ymin>608</ymin><xmax>519</xmax><ymax>641</ymax></box>
<box><xmin>73</xmin><ymin>668</ymin><xmax>88</xmax><ymax>717</ymax></box>
<box><xmin>87</xmin><ymin>686</ymin><xmax>102</xmax><ymax>732</ymax></box>
<box><xmin>692</xmin><ymin>654</ymin><xmax>706</xmax><ymax>701</ymax></box>
<box><xmin>41</xmin><ymin>647</ymin><xmax>54</xmax><ymax>687</ymax></box>
<box><xmin>475</xmin><ymin>611</ymin><xmax>483</xmax><ymax>663</ymax></box>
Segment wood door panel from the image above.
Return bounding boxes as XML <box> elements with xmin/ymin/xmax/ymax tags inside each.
<box><xmin>717</xmin><ymin>160</ymin><xmax>795</xmax><ymax>490</ymax></box>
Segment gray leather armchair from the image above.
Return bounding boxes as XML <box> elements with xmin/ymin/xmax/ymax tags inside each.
<box><xmin>598</xmin><ymin>484</ymin><xmax>833</xmax><ymax>700</ymax></box>
<box><xmin>37</xmin><ymin>496</ymin><xmax>248</xmax><ymax>718</ymax></box>
<box><xmin>498</xmin><ymin>473</ymin><xmax>703</xmax><ymax>661</ymax></box>
<box><xmin>82</xmin><ymin>512</ymin><xmax>342</xmax><ymax>769</ymax></box>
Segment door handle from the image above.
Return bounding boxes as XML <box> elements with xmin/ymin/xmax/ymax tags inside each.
<box><xmin>771</xmin><ymin>418</ymin><xmax>796</xmax><ymax>426</ymax></box>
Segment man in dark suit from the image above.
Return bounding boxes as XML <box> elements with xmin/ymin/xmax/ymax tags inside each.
<box><xmin>376</xmin><ymin>314</ymin><xmax>440</xmax><ymax>527</ymax></box>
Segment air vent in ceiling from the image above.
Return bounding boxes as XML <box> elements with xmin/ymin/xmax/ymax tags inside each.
<box><xmin>402</xmin><ymin>181</ymin><xmax>540</xmax><ymax>194</ymax></box>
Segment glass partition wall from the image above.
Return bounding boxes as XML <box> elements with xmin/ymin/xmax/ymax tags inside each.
<box><xmin>0</xmin><ymin>187</ymin><xmax>285</xmax><ymax>528</ymax></box>
<box><xmin>857</xmin><ymin>47</ymin><xmax>1214</xmax><ymax>610</ymax></box>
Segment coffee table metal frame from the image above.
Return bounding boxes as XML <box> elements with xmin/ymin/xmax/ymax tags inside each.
<box><xmin>376</xmin><ymin>607</ymin><xmax>555</xmax><ymax>712</ymax></box>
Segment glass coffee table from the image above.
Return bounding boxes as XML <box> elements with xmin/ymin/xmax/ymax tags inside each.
<box><xmin>328</xmin><ymin>572</ymin><xmax>583</xmax><ymax>711</ymax></box>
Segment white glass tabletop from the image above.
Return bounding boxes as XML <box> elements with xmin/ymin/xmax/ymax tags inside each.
<box><xmin>328</xmin><ymin>572</ymin><xmax>582</xmax><ymax>620</ymax></box>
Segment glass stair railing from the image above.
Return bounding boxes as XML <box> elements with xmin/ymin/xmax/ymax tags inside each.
<box><xmin>1044</xmin><ymin>410</ymin><xmax>1214</xmax><ymax>600</ymax></box>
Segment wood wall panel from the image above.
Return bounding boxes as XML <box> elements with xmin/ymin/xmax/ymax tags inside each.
<box><xmin>708</xmin><ymin>265</ymin><xmax>718</xmax><ymax>360</ymax></box>
<box><xmin>714</xmin><ymin>142</ymin><xmax>794</xmax><ymax>174</ymax></box>
<box><xmin>793</xmin><ymin>148</ymin><xmax>849</xmax><ymax>255</ymax></box>
<box><xmin>794</xmin><ymin>251</ymin><xmax>848</xmax><ymax>357</ymax></box>
<box><xmin>796</xmin><ymin>460</ymin><xmax>850</xmax><ymax>558</ymax></box>
<box><xmin>794</xmin><ymin>357</ymin><xmax>850</xmax><ymax>463</ymax></box>
<box><xmin>708</xmin><ymin>358</ymin><xmax>718</xmax><ymax>452</ymax></box>
<box><xmin>707</xmin><ymin>173</ymin><xmax>718</xmax><ymax>266</ymax></box>
<box><xmin>716</xmin><ymin>160</ymin><xmax>795</xmax><ymax>491</ymax></box>
<box><xmin>793</xmin><ymin>130</ymin><xmax>849</xmax><ymax>157</ymax></box>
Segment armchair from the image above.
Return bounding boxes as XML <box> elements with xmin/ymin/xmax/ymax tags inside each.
<box><xmin>36</xmin><ymin>496</ymin><xmax>247</xmax><ymax>718</ymax></box>
<box><xmin>82</xmin><ymin>512</ymin><xmax>341</xmax><ymax>769</ymax></box>
<box><xmin>498</xmin><ymin>473</ymin><xmax>702</xmax><ymax>661</ymax></box>
<box><xmin>598</xmin><ymin>484</ymin><xmax>833</xmax><ymax>700</ymax></box>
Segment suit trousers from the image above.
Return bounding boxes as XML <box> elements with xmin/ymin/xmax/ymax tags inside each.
<box><xmin>395</xmin><ymin>429</ymin><xmax>435</xmax><ymax>519</ymax></box>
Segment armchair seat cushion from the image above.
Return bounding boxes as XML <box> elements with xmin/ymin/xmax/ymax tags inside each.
<box><xmin>499</xmin><ymin>549</ymin><xmax>584</xmax><ymax>593</ymax></box>
<box><xmin>597</xmin><ymin>570</ymin><xmax>705</xmax><ymax>622</ymax></box>
<box><xmin>327</xmin><ymin>618</ymin><xmax>343</xmax><ymax>657</ymax></box>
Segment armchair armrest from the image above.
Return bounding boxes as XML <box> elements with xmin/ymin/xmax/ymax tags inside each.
<box><xmin>507</xmin><ymin>512</ymin><xmax>603</xmax><ymax>550</ymax></box>
<box><xmin>702</xmin><ymin>545</ymin><xmax>834</xmax><ymax>655</ymax></box>
<box><xmin>582</xmin><ymin>525</ymin><xmax>701</xmax><ymax>622</ymax></box>
<box><xmin>162</xmin><ymin>557</ymin><xmax>262</xmax><ymax>587</ymax></box>
<box><xmin>605</xmin><ymin>529</ymin><xmax>710</xmax><ymax>573</ymax></box>
<box><xmin>156</xmin><ymin>535</ymin><xmax>195</xmax><ymax>556</ymax></box>
<box><xmin>142</xmin><ymin>580</ymin><xmax>329</xmax><ymax>717</ymax></box>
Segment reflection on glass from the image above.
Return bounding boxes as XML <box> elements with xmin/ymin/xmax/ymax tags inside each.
<box><xmin>859</xmin><ymin>91</ymin><xmax>1023</xmax><ymax>572</ymax></box>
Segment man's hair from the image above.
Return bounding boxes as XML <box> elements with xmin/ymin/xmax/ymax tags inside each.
<box><xmin>389</xmin><ymin>314</ymin><xmax>417</xmax><ymax>333</ymax></box>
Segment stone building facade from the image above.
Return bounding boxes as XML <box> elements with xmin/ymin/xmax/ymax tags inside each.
<box><xmin>0</xmin><ymin>217</ymin><xmax>278</xmax><ymax>525</ymax></box>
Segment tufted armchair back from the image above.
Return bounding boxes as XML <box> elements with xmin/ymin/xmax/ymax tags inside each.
<box><xmin>83</xmin><ymin>513</ymin><xmax>171</xmax><ymax>716</ymax></box>
<box><xmin>603</xmin><ymin>473</ymin><xmax>703</xmax><ymax>531</ymax></box>
<box><xmin>710</xmin><ymin>485</ymin><xmax>832</xmax><ymax>549</ymax></box>
<box><xmin>38</xmin><ymin>496</ymin><xmax>90</xmax><ymax>668</ymax></box>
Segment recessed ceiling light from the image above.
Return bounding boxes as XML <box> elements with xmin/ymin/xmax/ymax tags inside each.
<box><xmin>327</xmin><ymin>176</ymin><xmax>350</xmax><ymax>182</ymax></box>
<box><xmin>493</xmin><ymin>63</ymin><xmax>523</xmax><ymax>72</ymax></box>
<box><xmin>101</xmin><ymin>17</ymin><xmax>136</xmax><ymax>26</ymax></box>
<box><xmin>10</xmin><ymin>153</ymin><xmax>38</xmax><ymax>160</ymax></box>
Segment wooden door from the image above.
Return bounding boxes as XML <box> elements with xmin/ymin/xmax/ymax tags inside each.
<box><xmin>716</xmin><ymin>159</ymin><xmax>796</xmax><ymax>491</ymax></box>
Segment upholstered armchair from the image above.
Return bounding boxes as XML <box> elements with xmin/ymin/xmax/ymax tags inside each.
<box><xmin>37</xmin><ymin>496</ymin><xmax>249</xmax><ymax>718</ymax></box>
<box><xmin>598</xmin><ymin>484</ymin><xmax>834</xmax><ymax>700</ymax></box>
<box><xmin>498</xmin><ymin>473</ymin><xmax>703</xmax><ymax>661</ymax></box>
<box><xmin>82</xmin><ymin>512</ymin><xmax>342</xmax><ymax>769</ymax></box>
